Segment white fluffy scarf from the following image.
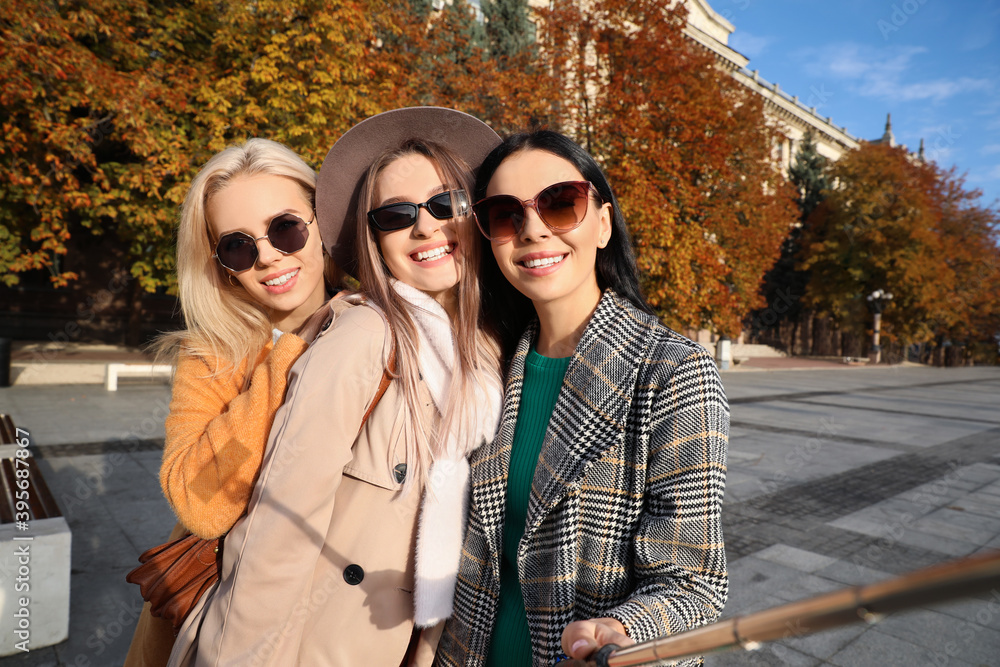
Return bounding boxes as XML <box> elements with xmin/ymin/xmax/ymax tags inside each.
<box><xmin>392</xmin><ymin>281</ymin><xmax>503</xmax><ymax>627</ymax></box>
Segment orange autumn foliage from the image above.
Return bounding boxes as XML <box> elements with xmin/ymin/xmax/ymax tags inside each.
<box><xmin>385</xmin><ymin>0</ymin><xmax>560</xmax><ymax>134</ymax></box>
<box><xmin>6</xmin><ymin>0</ymin><xmax>994</xmax><ymax>355</ymax></box>
<box><xmin>538</xmin><ymin>0</ymin><xmax>798</xmax><ymax>335</ymax></box>
<box><xmin>800</xmin><ymin>142</ymin><xmax>1000</xmax><ymax>355</ymax></box>
<box><xmin>1</xmin><ymin>0</ymin><xmax>399</xmax><ymax>291</ymax></box>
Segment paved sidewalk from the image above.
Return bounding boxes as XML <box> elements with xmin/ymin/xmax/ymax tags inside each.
<box><xmin>0</xmin><ymin>365</ymin><xmax>998</xmax><ymax>665</ymax></box>
<box><xmin>711</xmin><ymin>365</ymin><xmax>1000</xmax><ymax>667</ymax></box>
<box><xmin>734</xmin><ymin>356</ymin><xmax>871</xmax><ymax>371</ymax></box>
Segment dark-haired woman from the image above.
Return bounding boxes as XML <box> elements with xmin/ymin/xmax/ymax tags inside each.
<box><xmin>435</xmin><ymin>131</ymin><xmax>729</xmax><ymax>667</ymax></box>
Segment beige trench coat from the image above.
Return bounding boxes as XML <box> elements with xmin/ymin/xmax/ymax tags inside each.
<box><xmin>170</xmin><ymin>303</ymin><xmax>442</xmax><ymax>667</ymax></box>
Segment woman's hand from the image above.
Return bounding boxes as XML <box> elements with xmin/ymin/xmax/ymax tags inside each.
<box><xmin>561</xmin><ymin>617</ymin><xmax>633</xmax><ymax>660</ymax></box>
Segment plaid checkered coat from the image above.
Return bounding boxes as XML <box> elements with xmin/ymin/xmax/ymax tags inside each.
<box><xmin>435</xmin><ymin>290</ymin><xmax>729</xmax><ymax>667</ymax></box>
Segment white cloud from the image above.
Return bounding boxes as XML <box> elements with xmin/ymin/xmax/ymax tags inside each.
<box><xmin>925</xmin><ymin>147</ymin><xmax>955</xmax><ymax>163</ymax></box>
<box><xmin>795</xmin><ymin>43</ymin><xmax>993</xmax><ymax>103</ymax></box>
<box><xmin>917</xmin><ymin>124</ymin><xmax>962</xmax><ymax>163</ymax></box>
<box><xmin>797</xmin><ymin>43</ymin><xmax>922</xmax><ymax>79</ymax></box>
<box><xmin>967</xmin><ymin>164</ymin><xmax>1000</xmax><ymax>184</ymax></box>
<box><xmin>731</xmin><ymin>31</ymin><xmax>771</xmax><ymax>59</ymax></box>
<box><xmin>975</xmin><ymin>98</ymin><xmax>1000</xmax><ymax>129</ymax></box>
<box><xmin>982</xmin><ymin>145</ymin><xmax>1000</xmax><ymax>156</ymax></box>
<box><xmin>865</xmin><ymin>77</ymin><xmax>992</xmax><ymax>102</ymax></box>
<box><xmin>960</xmin><ymin>6</ymin><xmax>998</xmax><ymax>51</ymax></box>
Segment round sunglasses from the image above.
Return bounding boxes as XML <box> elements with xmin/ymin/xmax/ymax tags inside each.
<box><xmin>212</xmin><ymin>212</ymin><xmax>314</xmax><ymax>273</ymax></box>
<box><xmin>472</xmin><ymin>181</ymin><xmax>598</xmax><ymax>243</ymax></box>
<box><xmin>367</xmin><ymin>190</ymin><xmax>470</xmax><ymax>232</ymax></box>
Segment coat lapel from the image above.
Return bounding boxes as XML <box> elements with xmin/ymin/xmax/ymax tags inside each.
<box><xmin>468</xmin><ymin>323</ymin><xmax>534</xmax><ymax>580</ymax></box>
<box><xmin>524</xmin><ymin>291</ymin><xmax>651</xmax><ymax>538</ymax></box>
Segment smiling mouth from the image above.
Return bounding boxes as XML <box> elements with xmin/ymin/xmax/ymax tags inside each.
<box><xmin>264</xmin><ymin>269</ymin><xmax>298</xmax><ymax>286</ymax></box>
<box><xmin>520</xmin><ymin>255</ymin><xmax>566</xmax><ymax>269</ymax></box>
<box><xmin>413</xmin><ymin>245</ymin><xmax>455</xmax><ymax>262</ymax></box>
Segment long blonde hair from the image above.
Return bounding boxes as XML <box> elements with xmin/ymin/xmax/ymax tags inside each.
<box><xmin>355</xmin><ymin>140</ymin><xmax>502</xmax><ymax>490</ymax></box>
<box><xmin>156</xmin><ymin>138</ymin><xmax>332</xmax><ymax>373</ymax></box>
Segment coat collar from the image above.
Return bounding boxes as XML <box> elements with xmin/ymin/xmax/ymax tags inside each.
<box><xmin>470</xmin><ymin>290</ymin><xmax>656</xmax><ymax>571</ymax></box>
<box><xmin>524</xmin><ymin>289</ymin><xmax>652</xmax><ymax>532</ymax></box>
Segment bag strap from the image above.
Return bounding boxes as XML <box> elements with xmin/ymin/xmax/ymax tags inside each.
<box><xmin>360</xmin><ymin>325</ymin><xmax>397</xmax><ymax>427</ymax></box>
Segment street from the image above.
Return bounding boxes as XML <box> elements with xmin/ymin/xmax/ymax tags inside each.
<box><xmin>1</xmin><ymin>365</ymin><xmax>998</xmax><ymax>666</ymax></box>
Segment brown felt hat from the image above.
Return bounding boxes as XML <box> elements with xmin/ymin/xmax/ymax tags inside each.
<box><xmin>316</xmin><ymin>107</ymin><xmax>501</xmax><ymax>277</ymax></box>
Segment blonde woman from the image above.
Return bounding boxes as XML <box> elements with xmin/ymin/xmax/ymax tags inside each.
<box><xmin>125</xmin><ymin>138</ymin><xmax>337</xmax><ymax>667</ymax></box>
<box><xmin>170</xmin><ymin>108</ymin><xmax>503</xmax><ymax>667</ymax></box>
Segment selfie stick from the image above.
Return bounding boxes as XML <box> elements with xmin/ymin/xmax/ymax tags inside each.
<box><xmin>571</xmin><ymin>549</ymin><xmax>1000</xmax><ymax>667</ymax></box>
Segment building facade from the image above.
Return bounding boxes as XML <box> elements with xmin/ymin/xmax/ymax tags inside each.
<box><xmin>521</xmin><ymin>0</ymin><xmax>903</xmax><ymax>170</ymax></box>
<box><xmin>681</xmin><ymin>0</ymin><xmax>862</xmax><ymax>170</ymax></box>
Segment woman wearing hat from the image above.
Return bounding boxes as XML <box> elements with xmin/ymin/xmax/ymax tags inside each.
<box><xmin>168</xmin><ymin>108</ymin><xmax>504</xmax><ymax>667</ymax></box>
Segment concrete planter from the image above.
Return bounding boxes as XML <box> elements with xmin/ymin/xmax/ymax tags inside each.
<box><xmin>0</xmin><ymin>517</ymin><xmax>72</xmax><ymax>656</ymax></box>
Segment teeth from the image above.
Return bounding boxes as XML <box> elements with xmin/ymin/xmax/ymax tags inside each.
<box><xmin>523</xmin><ymin>255</ymin><xmax>565</xmax><ymax>269</ymax></box>
<box><xmin>265</xmin><ymin>269</ymin><xmax>298</xmax><ymax>286</ymax></box>
<box><xmin>415</xmin><ymin>246</ymin><xmax>451</xmax><ymax>262</ymax></box>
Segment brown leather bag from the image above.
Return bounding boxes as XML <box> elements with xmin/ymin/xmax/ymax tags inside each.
<box><xmin>127</xmin><ymin>331</ymin><xmax>397</xmax><ymax>630</ymax></box>
<box><xmin>126</xmin><ymin>534</ymin><xmax>222</xmax><ymax>629</ymax></box>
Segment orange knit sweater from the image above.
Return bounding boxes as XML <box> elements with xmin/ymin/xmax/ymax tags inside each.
<box><xmin>159</xmin><ymin>333</ymin><xmax>308</xmax><ymax>539</ymax></box>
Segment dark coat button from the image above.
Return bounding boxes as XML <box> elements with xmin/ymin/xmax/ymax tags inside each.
<box><xmin>344</xmin><ymin>564</ymin><xmax>364</xmax><ymax>585</ymax></box>
<box><xmin>394</xmin><ymin>463</ymin><xmax>407</xmax><ymax>484</ymax></box>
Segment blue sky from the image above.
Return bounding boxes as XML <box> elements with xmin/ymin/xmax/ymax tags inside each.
<box><xmin>716</xmin><ymin>0</ymin><xmax>1000</xmax><ymax>209</ymax></box>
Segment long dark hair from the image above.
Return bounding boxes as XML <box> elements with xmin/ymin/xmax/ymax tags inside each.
<box><xmin>474</xmin><ymin>130</ymin><xmax>653</xmax><ymax>355</ymax></box>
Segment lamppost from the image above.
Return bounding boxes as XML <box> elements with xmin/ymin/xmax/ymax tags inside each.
<box><xmin>866</xmin><ymin>289</ymin><xmax>893</xmax><ymax>364</ymax></box>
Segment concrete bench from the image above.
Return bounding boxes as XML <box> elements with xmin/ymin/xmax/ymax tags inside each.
<box><xmin>105</xmin><ymin>363</ymin><xmax>173</xmax><ymax>391</ymax></box>
<box><xmin>0</xmin><ymin>414</ymin><xmax>71</xmax><ymax>656</ymax></box>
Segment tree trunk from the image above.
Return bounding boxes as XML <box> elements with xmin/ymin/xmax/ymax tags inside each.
<box><xmin>801</xmin><ymin>311</ymin><xmax>814</xmax><ymax>356</ymax></box>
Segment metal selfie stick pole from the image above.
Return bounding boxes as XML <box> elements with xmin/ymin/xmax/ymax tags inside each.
<box><xmin>568</xmin><ymin>549</ymin><xmax>1000</xmax><ymax>667</ymax></box>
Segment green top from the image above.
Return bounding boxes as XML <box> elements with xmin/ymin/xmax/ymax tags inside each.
<box><xmin>485</xmin><ymin>348</ymin><xmax>572</xmax><ymax>667</ymax></box>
